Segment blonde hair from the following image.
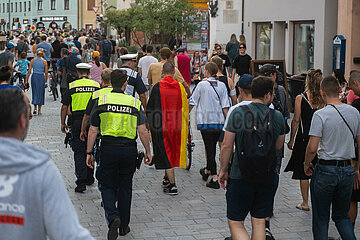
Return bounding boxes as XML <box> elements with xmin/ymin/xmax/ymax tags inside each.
<box><xmin>36</xmin><ymin>48</ymin><xmax>44</xmax><ymax>58</ymax></box>
<box><xmin>305</xmin><ymin>69</ymin><xmax>324</xmax><ymax>106</ymax></box>
<box><xmin>101</xmin><ymin>68</ymin><xmax>113</xmax><ymax>84</ymax></box>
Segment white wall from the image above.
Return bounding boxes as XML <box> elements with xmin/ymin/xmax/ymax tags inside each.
<box><xmin>210</xmin><ymin>0</ymin><xmax>338</xmax><ymax>75</ymax></box>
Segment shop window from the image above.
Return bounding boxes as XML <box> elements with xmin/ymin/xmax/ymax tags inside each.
<box><xmin>37</xmin><ymin>0</ymin><xmax>42</xmax><ymax>10</ymax></box>
<box><xmin>51</xmin><ymin>0</ymin><xmax>56</xmax><ymax>10</ymax></box>
<box><xmin>64</xmin><ymin>0</ymin><xmax>69</xmax><ymax>10</ymax></box>
<box><xmin>88</xmin><ymin>0</ymin><xmax>95</xmax><ymax>11</ymax></box>
<box><xmin>293</xmin><ymin>21</ymin><xmax>315</xmax><ymax>74</ymax></box>
<box><xmin>255</xmin><ymin>23</ymin><xmax>271</xmax><ymax>60</ymax></box>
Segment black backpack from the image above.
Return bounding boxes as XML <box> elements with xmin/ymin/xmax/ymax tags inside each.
<box><xmin>239</xmin><ymin>105</ymin><xmax>277</xmax><ymax>183</ymax></box>
<box><xmin>102</xmin><ymin>40</ymin><xmax>112</xmax><ymax>57</ymax></box>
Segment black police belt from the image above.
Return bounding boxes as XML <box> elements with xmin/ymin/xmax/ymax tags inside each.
<box><xmin>100</xmin><ymin>138</ymin><xmax>136</xmax><ymax>147</ymax></box>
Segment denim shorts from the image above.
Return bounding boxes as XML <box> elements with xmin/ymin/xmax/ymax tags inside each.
<box><xmin>226</xmin><ymin>173</ymin><xmax>279</xmax><ymax>221</ymax></box>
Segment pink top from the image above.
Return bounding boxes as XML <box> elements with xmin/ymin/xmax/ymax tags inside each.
<box><xmin>89</xmin><ymin>62</ymin><xmax>104</xmax><ymax>84</ymax></box>
<box><xmin>347</xmin><ymin>89</ymin><xmax>359</xmax><ymax>104</ymax></box>
<box><xmin>177</xmin><ymin>53</ymin><xmax>191</xmax><ymax>85</ymax></box>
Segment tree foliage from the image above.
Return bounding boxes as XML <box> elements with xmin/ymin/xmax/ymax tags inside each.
<box><xmin>105</xmin><ymin>0</ymin><xmax>197</xmax><ymax>46</ymax></box>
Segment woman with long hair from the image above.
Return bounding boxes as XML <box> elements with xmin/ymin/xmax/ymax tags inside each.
<box><xmin>191</xmin><ymin>51</ymin><xmax>202</xmax><ymax>83</ymax></box>
<box><xmin>89</xmin><ymin>51</ymin><xmax>107</xmax><ymax>84</ymax></box>
<box><xmin>25</xmin><ymin>48</ymin><xmax>48</xmax><ymax>115</ymax></box>
<box><xmin>285</xmin><ymin>69</ymin><xmax>324</xmax><ymax>211</ymax></box>
<box><xmin>189</xmin><ymin>62</ymin><xmax>230</xmax><ymax>189</ymax></box>
<box><xmin>225</xmin><ymin>33</ymin><xmax>240</xmax><ymax>74</ymax></box>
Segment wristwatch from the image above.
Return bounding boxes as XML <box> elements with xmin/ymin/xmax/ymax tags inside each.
<box><xmin>86</xmin><ymin>151</ymin><xmax>94</xmax><ymax>155</ymax></box>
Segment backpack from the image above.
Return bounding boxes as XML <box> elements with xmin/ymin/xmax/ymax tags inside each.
<box><xmin>102</xmin><ymin>40</ymin><xmax>112</xmax><ymax>57</ymax></box>
<box><xmin>239</xmin><ymin>105</ymin><xmax>277</xmax><ymax>183</ymax></box>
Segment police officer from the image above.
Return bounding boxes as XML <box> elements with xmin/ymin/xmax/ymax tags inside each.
<box><xmin>120</xmin><ymin>53</ymin><xmax>148</xmax><ymax>109</ymax></box>
<box><xmin>86</xmin><ymin>69</ymin><xmax>151</xmax><ymax>240</ymax></box>
<box><xmin>60</xmin><ymin>63</ymin><xmax>100</xmax><ymax>193</ymax></box>
<box><xmin>80</xmin><ymin>68</ymin><xmax>113</xmax><ymax>141</ymax></box>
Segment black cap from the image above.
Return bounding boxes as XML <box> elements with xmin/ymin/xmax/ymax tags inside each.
<box><xmin>259</xmin><ymin>64</ymin><xmax>276</xmax><ymax>76</ymax></box>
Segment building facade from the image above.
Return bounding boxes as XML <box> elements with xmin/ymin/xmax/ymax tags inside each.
<box><xmin>337</xmin><ymin>0</ymin><xmax>360</xmax><ymax>78</ymax></box>
<box><xmin>209</xmin><ymin>0</ymin><xmax>338</xmax><ymax>75</ymax></box>
<box><xmin>0</xmin><ymin>0</ymin><xmax>77</xmax><ymax>32</ymax></box>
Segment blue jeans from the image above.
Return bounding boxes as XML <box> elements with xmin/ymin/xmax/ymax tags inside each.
<box><xmin>310</xmin><ymin>164</ymin><xmax>355</xmax><ymax>240</ymax></box>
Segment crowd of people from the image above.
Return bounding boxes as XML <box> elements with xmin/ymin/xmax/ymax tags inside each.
<box><xmin>1</xmin><ymin>29</ymin><xmax>360</xmax><ymax>240</ymax></box>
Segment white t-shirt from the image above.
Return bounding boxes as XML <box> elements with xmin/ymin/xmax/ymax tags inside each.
<box><xmin>189</xmin><ymin>77</ymin><xmax>230</xmax><ymax>130</ymax></box>
<box><xmin>138</xmin><ymin>55</ymin><xmax>158</xmax><ymax>85</ymax></box>
<box><xmin>223</xmin><ymin>100</ymin><xmax>274</xmax><ymax>131</ymax></box>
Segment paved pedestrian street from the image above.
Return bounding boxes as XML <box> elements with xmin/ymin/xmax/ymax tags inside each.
<box><xmin>25</xmin><ymin>91</ymin><xmax>360</xmax><ymax>240</ymax></box>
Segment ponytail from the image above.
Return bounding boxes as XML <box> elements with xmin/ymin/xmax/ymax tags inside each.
<box><xmin>94</xmin><ymin>56</ymin><xmax>100</xmax><ymax>67</ymax></box>
<box><xmin>205</xmin><ymin>62</ymin><xmax>218</xmax><ymax>79</ymax></box>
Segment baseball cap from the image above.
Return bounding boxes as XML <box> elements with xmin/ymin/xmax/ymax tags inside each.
<box><xmin>236</xmin><ymin>74</ymin><xmax>254</xmax><ymax>89</ymax></box>
<box><xmin>69</xmin><ymin>47</ymin><xmax>79</xmax><ymax>55</ymax></box>
<box><xmin>6</xmin><ymin>42</ymin><xmax>15</xmax><ymax>49</ymax></box>
<box><xmin>92</xmin><ymin>51</ymin><xmax>100</xmax><ymax>58</ymax></box>
<box><xmin>259</xmin><ymin>64</ymin><xmax>277</xmax><ymax>76</ymax></box>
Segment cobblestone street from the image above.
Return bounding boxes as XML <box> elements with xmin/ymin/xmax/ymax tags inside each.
<box><xmin>24</xmin><ymin>90</ymin><xmax>360</xmax><ymax>240</ymax></box>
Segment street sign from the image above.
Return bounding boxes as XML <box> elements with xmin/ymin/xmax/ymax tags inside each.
<box><xmin>93</xmin><ymin>7</ymin><xmax>99</xmax><ymax>13</ymax></box>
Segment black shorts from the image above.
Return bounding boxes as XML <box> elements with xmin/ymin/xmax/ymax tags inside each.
<box><xmin>226</xmin><ymin>173</ymin><xmax>279</xmax><ymax>221</ymax></box>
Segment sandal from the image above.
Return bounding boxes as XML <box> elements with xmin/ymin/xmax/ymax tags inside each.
<box><xmin>33</xmin><ymin>110</ymin><xmax>37</xmax><ymax>115</ymax></box>
<box><xmin>296</xmin><ymin>203</ymin><xmax>310</xmax><ymax>211</ymax></box>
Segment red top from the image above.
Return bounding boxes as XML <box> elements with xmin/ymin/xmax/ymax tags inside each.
<box><xmin>176</xmin><ymin>53</ymin><xmax>191</xmax><ymax>85</ymax></box>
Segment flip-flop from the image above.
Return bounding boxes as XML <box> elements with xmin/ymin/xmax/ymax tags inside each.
<box><xmin>296</xmin><ymin>204</ymin><xmax>310</xmax><ymax>211</ymax></box>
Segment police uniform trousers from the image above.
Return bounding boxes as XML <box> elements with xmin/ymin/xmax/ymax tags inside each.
<box><xmin>71</xmin><ymin>119</ymin><xmax>95</xmax><ymax>186</ymax></box>
<box><xmin>96</xmin><ymin>144</ymin><xmax>137</xmax><ymax>228</ymax></box>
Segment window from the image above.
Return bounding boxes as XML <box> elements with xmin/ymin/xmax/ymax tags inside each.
<box><xmin>7</xmin><ymin>3</ymin><xmax>9</xmax><ymax>13</ymax></box>
<box><xmin>11</xmin><ymin>3</ymin><xmax>13</xmax><ymax>13</ymax></box>
<box><xmin>38</xmin><ymin>0</ymin><xmax>42</xmax><ymax>10</ymax></box>
<box><xmin>255</xmin><ymin>23</ymin><xmax>271</xmax><ymax>60</ymax></box>
<box><xmin>28</xmin><ymin>1</ymin><xmax>31</xmax><ymax>11</ymax></box>
<box><xmin>15</xmin><ymin>2</ymin><xmax>17</xmax><ymax>12</ymax></box>
<box><xmin>293</xmin><ymin>21</ymin><xmax>315</xmax><ymax>74</ymax></box>
<box><xmin>51</xmin><ymin>0</ymin><xmax>56</xmax><ymax>10</ymax></box>
<box><xmin>20</xmin><ymin>2</ymin><xmax>22</xmax><ymax>12</ymax></box>
<box><xmin>24</xmin><ymin>2</ymin><xmax>26</xmax><ymax>12</ymax></box>
<box><xmin>2</xmin><ymin>3</ymin><xmax>4</xmax><ymax>13</ymax></box>
<box><xmin>88</xmin><ymin>0</ymin><xmax>95</xmax><ymax>11</ymax></box>
<box><xmin>64</xmin><ymin>0</ymin><xmax>69</xmax><ymax>10</ymax></box>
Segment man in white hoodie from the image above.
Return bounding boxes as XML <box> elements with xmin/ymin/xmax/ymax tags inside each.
<box><xmin>0</xmin><ymin>88</ymin><xmax>94</xmax><ymax>240</ymax></box>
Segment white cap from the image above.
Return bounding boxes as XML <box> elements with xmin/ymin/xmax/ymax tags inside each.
<box><xmin>76</xmin><ymin>63</ymin><xmax>92</xmax><ymax>69</ymax></box>
<box><xmin>120</xmin><ymin>53</ymin><xmax>138</xmax><ymax>61</ymax></box>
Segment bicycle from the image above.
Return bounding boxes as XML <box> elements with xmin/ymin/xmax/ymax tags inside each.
<box><xmin>186</xmin><ymin>120</ymin><xmax>195</xmax><ymax>170</ymax></box>
<box><xmin>48</xmin><ymin>68</ymin><xmax>59</xmax><ymax>101</ymax></box>
<box><xmin>12</xmin><ymin>72</ymin><xmax>26</xmax><ymax>91</ymax></box>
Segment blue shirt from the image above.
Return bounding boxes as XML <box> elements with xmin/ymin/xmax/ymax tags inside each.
<box><xmin>0</xmin><ymin>84</ymin><xmax>22</xmax><ymax>91</ymax></box>
<box><xmin>36</xmin><ymin>42</ymin><xmax>53</xmax><ymax>61</ymax></box>
<box><xmin>15</xmin><ymin>59</ymin><xmax>30</xmax><ymax>75</ymax></box>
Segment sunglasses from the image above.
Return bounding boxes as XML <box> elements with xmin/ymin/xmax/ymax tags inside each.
<box><xmin>239</xmin><ymin>47</ymin><xmax>246</xmax><ymax>49</ymax></box>
<box><xmin>216</xmin><ymin>48</ymin><xmax>221</xmax><ymax>50</ymax></box>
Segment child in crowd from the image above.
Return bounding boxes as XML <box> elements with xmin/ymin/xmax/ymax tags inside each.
<box><xmin>15</xmin><ymin>52</ymin><xmax>30</xmax><ymax>85</ymax></box>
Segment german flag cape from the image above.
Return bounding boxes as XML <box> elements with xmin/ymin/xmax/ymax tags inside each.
<box><xmin>146</xmin><ymin>76</ymin><xmax>189</xmax><ymax>169</ymax></box>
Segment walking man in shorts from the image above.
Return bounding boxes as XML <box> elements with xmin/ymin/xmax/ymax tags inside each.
<box><xmin>219</xmin><ymin>76</ymin><xmax>285</xmax><ymax>240</ymax></box>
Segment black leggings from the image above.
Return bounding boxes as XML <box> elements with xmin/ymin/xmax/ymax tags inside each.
<box><xmin>200</xmin><ymin>129</ymin><xmax>222</xmax><ymax>175</ymax></box>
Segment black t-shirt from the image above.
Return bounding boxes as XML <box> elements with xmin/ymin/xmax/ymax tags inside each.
<box><xmin>51</xmin><ymin>41</ymin><xmax>62</xmax><ymax>58</ymax></box>
<box><xmin>211</xmin><ymin>53</ymin><xmax>231</xmax><ymax>76</ymax></box>
<box><xmin>120</xmin><ymin>66</ymin><xmax>147</xmax><ymax>96</ymax></box>
<box><xmin>352</xmin><ymin>98</ymin><xmax>360</xmax><ymax>112</ymax></box>
<box><xmin>232</xmin><ymin>54</ymin><xmax>252</xmax><ymax>76</ymax></box>
<box><xmin>110</xmin><ymin>40</ymin><xmax>116</xmax><ymax>54</ymax></box>
<box><xmin>218</xmin><ymin>75</ymin><xmax>230</xmax><ymax>95</ymax></box>
<box><xmin>60</xmin><ymin>43</ymin><xmax>68</xmax><ymax>50</ymax></box>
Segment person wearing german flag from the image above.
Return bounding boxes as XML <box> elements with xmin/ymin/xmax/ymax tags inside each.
<box><xmin>60</xmin><ymin>62</ymin><xmax>100</xmax><ymax>193</ymax></box>
<box><xmin>146</xmin><ymin>62</ymin><xmax>189</xmax><ymax>195</ymax></box>
<box><xmin>86</xmin><ymin>69</ymin><xmax>152</xmax><ymax>239</ymax></box>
